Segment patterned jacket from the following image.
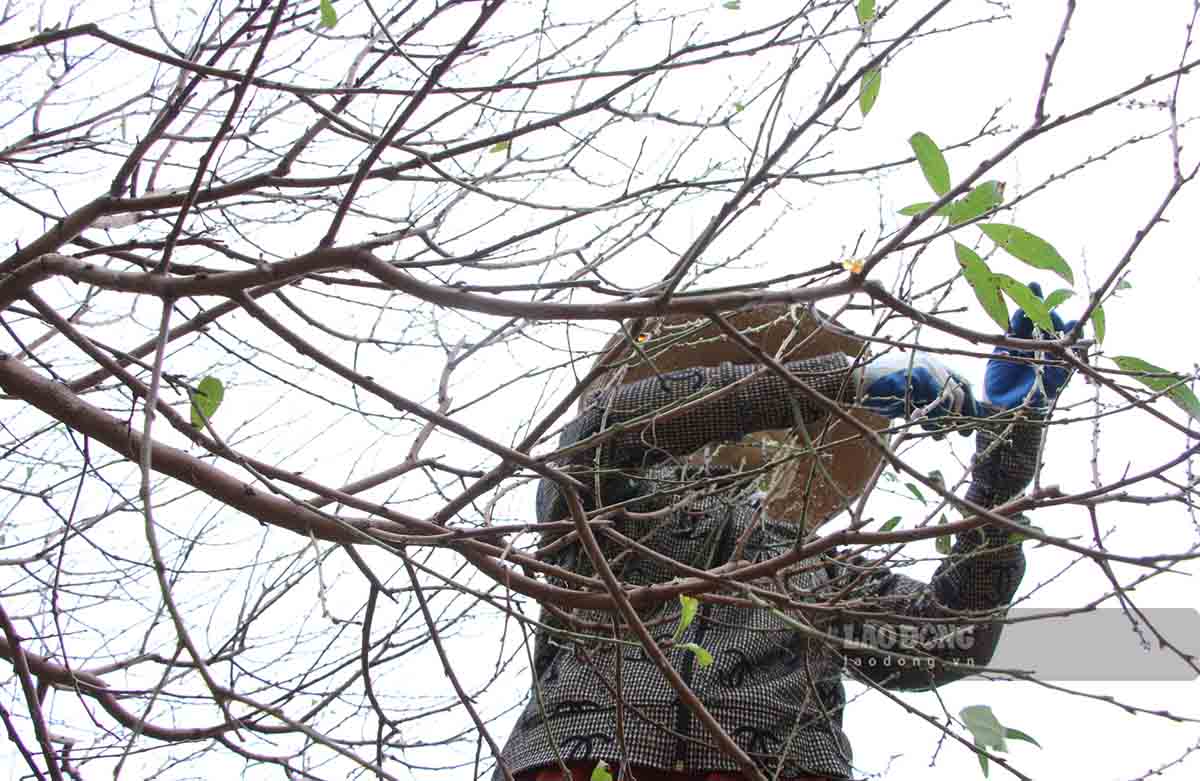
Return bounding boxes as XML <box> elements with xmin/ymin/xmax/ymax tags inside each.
<box><xmin>495</xmin><ymin>353</ymin><xmax>1036</xmax><ymax>780</ymax></box>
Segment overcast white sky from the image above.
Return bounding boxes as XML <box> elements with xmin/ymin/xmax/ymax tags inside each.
<box><xmin>2</xmin><ymin>1</ymin><xmax>1199</xmax><ymax>780</ymax></box>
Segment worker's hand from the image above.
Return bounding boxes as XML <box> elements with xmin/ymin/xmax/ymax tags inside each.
<box><xmin>984</xmin><ymin>282</ymin><xmax>1077</xmax><ymax>410</ymax></box>
<box><xmin>856</xmin><ymin>352</ymin><xmax>977</xmax><ymax>437</ymax></box>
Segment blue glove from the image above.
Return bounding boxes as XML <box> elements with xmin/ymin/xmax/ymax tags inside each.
<box><xmin>856</xmin><ymin>353</ymin><xmax>978</xmax><ymax>437</ymax></box>
<box><xmin>984</xmin><ymin>282</ymin><xmax>1077</xmax><ymax>410</ymax></box>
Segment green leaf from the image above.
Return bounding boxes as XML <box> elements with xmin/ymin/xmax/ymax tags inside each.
<box><xmin>489</xmin><ymin>140</ymin><xmax>511</xmax><ymax>153</ymax></box>
<box><xmin>1004</xmin><ymin>727</ymin><xmax>1042</xmax><ymax>748</ymax></box>
<box><xmin>935</xmin><ymin>514</ymin><xmax>952</xmax><ymax>555</ymax></box>
<box><xmin>1111</xmin><ymin>356</ymin><xmax>1200</xmax><ymax>422</ymax></box>
<box><xmin>960</xmin><ymin>704</ymin><xmax>1041</xmax><ymax>777</ymax></box>
<box><xmin>318</xmin><ymin>0</ymin><xmax>337</xmax><ymax>29</ymax></box>
<box><xmin>880</xmin><ymin>516</ymin><xmax>902</xmax><ymax>532</ymax></box>
<box><xmin>993</xmin><ymin>275</ymin><xmax>1055</xmax><ymax>333</ymax></box>
<box><xmin>734</xmin><ymin>101</ymin><xmax>745</xmax><ymax>112</ymax></box>
<box><xmin>904</xmin><ymin>181</ymin><xmax>1004</xmax><ymax>223</ymax></box>
<box><xmin>679</xmin><ymin>642</ymin><xmax>714</xmax><ymax>667</ymax></box>
<box><xmin>190</xmin><ymin>376</ymin><xmax>225</xmax><ymax>429</ymax></box>
<box><xmin>591</xmin><ymin>761</ymin><xmax>614</xmax><ymax>781</ymax></box>
<box><xmin>722</xmin><ymin>0</ymin><xmax>741</xmax><ymax>8</ymax></box>
<box><xmin>909</xmin><ymin>132</ymin><xmax>951</xmax><ymax>196</ymax></box>
<box><xmin>859</xmin><ymin>69</ymin><xmax>881</xmax><ymax>117</ymax></box>
<box><xmin>946</xmin><ymin>181</ymin><xmax>1005</xmax><ymax>225</ymax></box>
<box><xmin>856</xmin><ymin>0</ymin><xmax>875</xmax><ymax>24</ymax></box>
<box><xmin>979</xmin><ymin>224</ymin><xmax>1075</xmax><ymax>285</ymax></box>
<box><xmin>1042</xmin><ymin>288</ymin><xmax>1074</xmax><ymax>310</ymax></box>
<box><xmin>1091</xmin><ymin>302</ymin><xmax>1106</xmax><ymax>344</ymax></box>
<box><xmin>905</xmin><ymin>482</ymin><xmax>925</xmax><ymax>504</ymax></box>
<box><xmin>961</xmin><ymin>705</ymin><xmax>1007</xmax><ymax>752</ymax></box>
<box><xmin>955</xmin><ymin>242</ymin><xmax>1010</xmax><ymax>331</ymax></box>
<box><xmin>674</xmin><ymin>595</ymin><xmax>699</xmax><ymax>641</ymax></box>
<box><xmin>898</xmin><ymin>201</ymin><xmax>936</xmax><ymax>216</ymax></box>
<box><xmin>1116</xmin><ymin>279</ymin><xmax>1133</xmax><ymax>291</ymax></box>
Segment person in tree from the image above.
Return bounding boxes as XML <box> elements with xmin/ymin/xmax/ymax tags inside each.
<box><xmin>497</xmin><ymin>289</ymin><xmax>1074</xmax><ymax>781</ymax></box>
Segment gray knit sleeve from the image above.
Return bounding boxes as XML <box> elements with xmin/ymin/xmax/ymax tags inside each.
<box><xmin>832</xmin><ymin>404</ymin><xmax>1043</xmax><ymax>690</ymax></box>
<box><xmin>536</xmin><ymin>353</ymin><xmax>853</xmax><ymax>523</ymax></box>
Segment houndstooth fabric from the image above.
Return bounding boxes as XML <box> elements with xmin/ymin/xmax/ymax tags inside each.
<box><xmin>496</xmin><ymin>355</ymin><xmax>1036</xmax><ymax>780</ymax></box>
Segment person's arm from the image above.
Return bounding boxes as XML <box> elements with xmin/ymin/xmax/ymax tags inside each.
<box><xmin>832</xmin><ymin>405</ymin><xmax>1038</xmax><ymax>691</ymax></box>
<box><xmin>537</xmin><ymin>350</ymin><xmax>977</xmax><ymax>522</ymax></box>
<box><xmin>560</xmin><ymin>355</ymin><xmax>855</xmax><ymax>471</ymax></box>
<box><xmin>536</xmin><ymin>353</ymin><xmax>854</xmax><ymax>524</ymax></box>
<box><xmin>836</xmin><ymin>285</ymin><xmax>1074</xmax><ymax>690</ymax></box>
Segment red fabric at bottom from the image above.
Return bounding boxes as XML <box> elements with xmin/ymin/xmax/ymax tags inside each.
<box><xmin>517</xmin><ymin>761</ymin><xmax>836</xmax><ymax>781</ymax></box>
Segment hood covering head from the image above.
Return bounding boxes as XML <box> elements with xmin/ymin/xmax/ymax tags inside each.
<box><xmin>581</xmin><ymin>304</ymin><xmax>887</xmax><ymax>532</ymax></box>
